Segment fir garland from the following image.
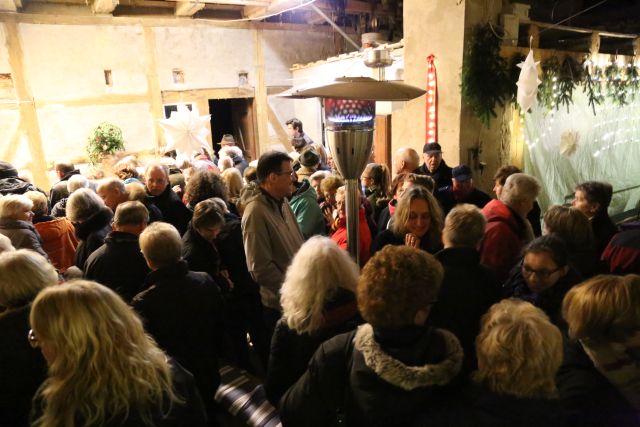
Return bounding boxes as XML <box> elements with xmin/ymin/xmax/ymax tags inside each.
<box><xmin>537</xmin><ymin>57</ymin><xmax>560</xmax><ymax>111</ymax></box>
<box><xmin>557</xmin><ymin>56</ymin><xmax>583</xmax><ymax>113</ymax></box>
<box><xmin>86</xmin><ymin>122</ymin><xmax>125</xmax><ymax>165</ymax></box>
<box><xmin>605</xmin><ymin>62</ymin><xmax>628</xmax><ymax>107</ymax></box>
<box><xmin>582</xmin><ymin>61</ymin><xmax>604</xmax><ymax>115</ymax></box>
<box><xmin>626</xmin><ymin>63</ymin><xmax>640</xmax><ymax>100</ymax></box>
<box><xmin>460</xmin><ymin>24</ymin><xmax>510</xmax><ymax>127</ymax></box>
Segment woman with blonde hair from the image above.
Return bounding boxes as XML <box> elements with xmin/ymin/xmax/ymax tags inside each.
<box><xmin>220</xmin><ymin>167</ymin><xmax>243</xmax><ymax>206</ymax></box>
<box><xmin>371</xmin><ymin>185</ymin><xmax>444</xmax><ymax>256</ymax></box>
<box><xmin>29</xmin><ymin>280</ymin><xmax>207</xmax><ymax>427</ymax></box>
<box><xmin>558</xmin><ymin>275</ymin><xmax>640</xmax><ymax>426</ymax></box>
<box><xmin>428</xmin><ymin>299</ymin><xmax>564</xmax><ymax>426</ymax></box>
<box><xmin>0</xmin><ymin>250</ymin><xmax>57</xmax><ymax>426</ymax></box>
<box><xmin>265</xmin><ymin>236</ymin><xmax>361</xmax><ymax>406</ymax></box>
<box><xmin>0</xmin><ymin>194</ymin><xmax>49</xmax><ymax>259</ymax></box>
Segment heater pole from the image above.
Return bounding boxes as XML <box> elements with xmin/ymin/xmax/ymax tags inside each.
<box><xmin>345</xmin><ymin>179</ymin><xmax>361</xmax><ymax>263</ymax></box>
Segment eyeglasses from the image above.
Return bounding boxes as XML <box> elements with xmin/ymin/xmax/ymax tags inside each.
<box><xmin>28</xmin><ymin>329</ymin><xmax>39</xmax><ymax>348</ymax></box>
<box><xmin>275</xmin><ymin>170</ymin><xmax>295</xmax><ymax>177</ymax></box>
<box><xmin>522</xmin><ymin>265</ymin><xmax>562</xmax><ymax>279</ymax></box>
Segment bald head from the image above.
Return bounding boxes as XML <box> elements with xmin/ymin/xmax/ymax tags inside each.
<box><xmin>97</xmin><ymin>178</ymin><xmax>128</xmax><ymax>211</ymax></box>
<box><xmin>393</xmin><ymin>147</ymin><xmax>420</xmax><ymax>174</ymax></box>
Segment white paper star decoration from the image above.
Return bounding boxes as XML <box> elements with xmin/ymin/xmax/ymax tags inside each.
<box><xmin>159</xmin><ymin>104</ymin><xmax>211</xmax><ymax>158</ymax></box>
<box><xmin>516</xmin><ymin>50</ymin><xmax>541</xmax><ymax>113</ymax></box>
<box><xmin>559</xmin><ymin>130</ymin><xmax>579</xmax><ymax>157</ymax></box>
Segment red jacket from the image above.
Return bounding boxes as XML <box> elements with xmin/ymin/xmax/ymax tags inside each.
<box><xmin>34</xmin><ymin>217</ymin><xmax>78</xmax><ymax>272</ymax></box>
<box><xmin>331</xmin><ymin>208</ymin><xmax>371</xmax><ymax>267</ymax></box>
<box><xmin>480</xmin><ymin>199</ymin><xmax>531</xmax><ymax>282</ymax></box>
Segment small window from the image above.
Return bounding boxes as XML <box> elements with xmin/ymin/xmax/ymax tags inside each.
<box><xmin>172</xmin><ymin>69</ymin><xmax>185</xmax><ymax>84</ymax></box>
<box><xmin>104</xmin><ymin>70</ymin><xmax>113</xmax><ymax>86</ymax></box>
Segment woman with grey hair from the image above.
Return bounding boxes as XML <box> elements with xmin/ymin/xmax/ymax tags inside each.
<box><xmin>265</xmin><ymin>236</ymin><xmax>362</xmax><ymax>406</ymax></box>
<box><xmin>0</xmin><ymin>194</ymin><xmax>48</xmax><ymax>259</ymax></box>
<box><xmin>0</xmin><ymin>249</ymin><xmax>58</xmax><ymax>426</ymax></box>
<box><xmin>67</xmin><ymin>188</ymin><xmax>113</xmax><ymax>269</ymax></box>
<box><xmin>480</xmin><ymin>173</ymin><xmax>541</xmax><ymax>281</ymax></box>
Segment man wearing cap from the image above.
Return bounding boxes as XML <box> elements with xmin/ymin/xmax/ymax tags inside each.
<box><xmin>434</xmin><ymin>165</ymin><xmax>491</xmax><ymax>215</ymax></box>
<box><xmin>0</xmin><ymin>161</ymin><xmax>40</xmax><ymax>196</ymax></box>
<box><xmin>286</xmin><ymin>118</ymin><xmax>314</xmax><ymax>154</ymax></box>
<box><xmin>415</xmin><ymin>143</ymin><xmax>453</xmax><ymax>190</ymax></box>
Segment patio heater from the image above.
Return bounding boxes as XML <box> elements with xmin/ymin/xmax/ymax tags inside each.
<box><xmin>280</xmin><ymin>49</ymin><xmax>425</xmax><ymax>263</ymax></box>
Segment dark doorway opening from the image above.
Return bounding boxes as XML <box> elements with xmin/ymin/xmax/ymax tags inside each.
<box><xmin>208</xmin><ymin>98</ymin><xmax>256</xmax><ymax>161</ymax></box>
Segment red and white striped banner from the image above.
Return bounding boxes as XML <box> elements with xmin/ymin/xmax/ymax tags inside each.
<box><xmin>426</xmin><ymin>54</ymin><xmax>438</xmax><ymax>143</ymax></box>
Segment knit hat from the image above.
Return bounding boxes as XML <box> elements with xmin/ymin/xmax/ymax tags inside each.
<box><xmin>0</xmin><ymin>161</ymin><xmax>18</xmax><ymax>179</ymax></box>
<box><xmin>300</xmin><ymin>149</ymin><xmax>320</xmax><ymax>168</ymax></box>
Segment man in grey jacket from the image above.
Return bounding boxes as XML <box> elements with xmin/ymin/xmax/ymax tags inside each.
<box><xmin>242</xmin><ymin>151</ymin><xmax>304</xmax><ymax>337</ymax></box>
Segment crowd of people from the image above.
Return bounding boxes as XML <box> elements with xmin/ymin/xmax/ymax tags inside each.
<box><xmin>0</xmin><ymin>120</ymin><xmax>639</xmax><ymax>427</ymax></box>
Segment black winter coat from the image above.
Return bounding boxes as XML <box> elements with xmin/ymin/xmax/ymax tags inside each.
<box><xmin>414</xmin><ymin>160</ymin><xmax>452</xmax><ymax>191</ymax></box>
<box><xmin>73</xmin><ymin>207</ymin><xmax>113</xmax><ymax>269</ymax></box>
<box><xmin>421</xmin><ymin>383</ymin><xmax>566</xmax><ymax>427</ymax></box>
<box><xmin>182</xmin><ymin>225</ymin><xmax>227</xmax><ymax>292</ymax></box>
<box><xmin>280</xmin><ymin>324</ymin><xmax>463</xmax><ymax>427</ymax></box>
<box><xmin>434</xmin><ymin>186</ymin><xmax>492</xmax><ymax>216</ymax></box>
<box><xmin>264</xmin><ymin>287</ymin><xmax>362</xmax><ymax>406</ymax></box>
<box><xmin>429</xmin><ymin>247</ymin><xmax>501</xmax><ymax>375</ymax></box>
<box><xmin>84</xmin><ymin>231</ymin><xmax>150</xmax><ymax>302</ymax></box>
<box><xmin>148</xmin><ymin>185</ymin><xmax>192</xmax><ymax>235</ymax></box>
<box><xmin>132</xmin><ymin>261</ymin><xmax>225</xmax><ymax>413</ymax></box>
<box><xmin>49</xmin><ymin>169</ymin><xmax>80</xmax><ymax>207</ymax></box>
<box><xmin>0</xmin><ymin>305</ymin><xmax>47</xmax><ymax>427</ymax></box>
<box><xmin>215</xmin><ymin>213</ymin><xmax>260</xmax><ymax>298</ymax></box>
<box><xmin>556</xmin><ymin>338</ymin><xmax>640</xmax><ymax>427</ymax></box>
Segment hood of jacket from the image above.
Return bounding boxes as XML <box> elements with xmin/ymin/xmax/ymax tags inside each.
<box><xmin>0</xmin><ymin>218</ymin><xmax>36</xmax><ymax>232</ymax></box>
<box><xmin>239</xmin><ymin>181</ymin><xmax>262</xmax><ymax>207</ymax></box>
<box><xmin>75</xmin><ymin>207</ymin><xmax>113</xmax><ymax>240</ymax></box>
<box><xmin>290</xmin><ymin>179</ymin><xmax>316</xmax><ymax>203</ymax></box>
<box><xmin>483</xmin><ymin>199</ymin><xmax>524</xmax><ymax>232</ymax></box>
<box><xmin>354</xmin><ymin>323</ymin><xmax>463</xmax><ymax>391</ymax></box>
<box><xmin>0</xmin><ymin>178</ymin><xmax>36</xmax><ymax>196</ymax></box>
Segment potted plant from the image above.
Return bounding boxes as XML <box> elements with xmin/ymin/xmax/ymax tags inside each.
<box><xmin>86</xmin><ymin>122</ymin><xmax>125</xmax><ymax>165</ymax></box>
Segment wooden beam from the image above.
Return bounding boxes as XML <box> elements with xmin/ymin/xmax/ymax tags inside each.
<box><xmin>4</xmin><ymin>21</ymin><xmax>50</xmax><ymax>189</ymax></box>
<box><xmin>175</xmin><ymin>0</ymin><xmax>205</xmax><ymax>16</ymax></box>
<box><xmin>143</xmin><ymin>26</ymin><xmax>165</xmax><ymax>152</ymax></box>
<box><xmin>253</xmin><ymin>28</ymin><xmax>269</xmax><ymax>153</ymax></box>
<box><xmin>266</xmin><ymin>101</ymin><xmax>288</xmax><ymax>143</ymax></box>
<box><xmin>35</xmin><ymin>94</ymin><xmax>149</xmax><ymax>108</ymax></box>
<box><xmin>244</xmin><ymin>0</ymin><xmax>302</xmax><ymax>19</ymax></box>
<box><xmin>92</xmin><ymin>0</ymin><xmax>118</xmax><ymax>14</ymax></box>
<box><xmin>162</xmin><ymin>87</ymin><xmax>255</xmax><ymax>103</ymax></box>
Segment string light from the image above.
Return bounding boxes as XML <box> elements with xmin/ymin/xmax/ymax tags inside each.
<box><xmin>425</xmin><ymin>55</ymin><xmax>438</xmax><ymax>144</ymax></box>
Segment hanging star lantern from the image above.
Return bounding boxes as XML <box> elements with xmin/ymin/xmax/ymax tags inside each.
<box><xmin>158</xmin><ymin>104</ymin><xmax>211</xmax><ymax>158</ymax></box>
<box><xmin>516</xmin><ymin>50</ymin><xmax>541</xmax><ymax>112</ymax></box>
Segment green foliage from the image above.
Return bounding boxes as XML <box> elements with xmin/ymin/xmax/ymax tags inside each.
<box><xmin>628</xmin><ymin>64</ymin><xmax>640</xmax><ymax>100</ymax></box>
<box><xmin>537</xmin><ymin>57</ymin><xmax>560</xmax><ymax>111</ymax></box>
<box><xmin>557</xmin><ymin>56</ymin><xmax>583</xmax><ymax>113</ymax></box>
<box><xmin>582</xmin><ymin>65</ymin><xmax>604</xmax><ymax>116</ymax></box>
<box><xmin>460</xmin><ymin>24</ymin><xmax>510</xmax><ymax>127</ymax></box>
<box><xmin>605</xmin><ymin>62</ymin><xmax>628</xmax><ymax>107</ymax></box>
<box><xmin>86</xmin><ymin>122</ymin><xmax>125</xmax><ymax>165</ymax></box>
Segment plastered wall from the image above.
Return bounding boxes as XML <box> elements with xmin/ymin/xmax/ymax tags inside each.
<box><xmin>0</xmin><ymin>17</ymin><xmax>336</xmax><ymax>188</ymax></box>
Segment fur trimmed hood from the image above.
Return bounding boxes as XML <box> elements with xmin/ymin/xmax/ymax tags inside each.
<box><xmin>355</xmin><ymin>323</ymin><xmax>463</xmax><ymax>391</ymax></box>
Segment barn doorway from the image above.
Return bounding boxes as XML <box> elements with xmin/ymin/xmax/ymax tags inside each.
<box><xmin>209</xmin><ymin>98</ymin><xmax>257</xmax><ymax>162</ymax></box>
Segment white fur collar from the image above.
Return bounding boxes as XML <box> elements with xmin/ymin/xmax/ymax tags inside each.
<box><xmin>354</xmin><ymin>323</ymin><xmax>463</xmax><ymax>391</ymax></box>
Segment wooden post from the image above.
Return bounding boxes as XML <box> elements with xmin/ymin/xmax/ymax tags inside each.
<box><xmin>253</xmin><ymin>28</ymin><xmax>269</xmax><ymax>154</ymax></box>
<box><xmin>527</xmin><ymin>24</ymin><xmax>539</xmax><ymax>48</ymax></box>
<box><xmin>4</xmin><ymin>20</ymin><xmax>50</xmax><ymax>189</ymax></box>
<box><xmin>590</xmin><ymin>32</ymin><xmax>601</xmax><ymax>55</ymax></box>
<box><xmin>143</xmin><ymin>26</ymin><xmax>166</xmax><ymax>154</ymax></box>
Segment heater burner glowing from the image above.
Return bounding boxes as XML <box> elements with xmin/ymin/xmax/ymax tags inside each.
<box><xmin>324</xmin><ymin>98</ymin><xmax>375</xmax><ymax>128</ymax></box>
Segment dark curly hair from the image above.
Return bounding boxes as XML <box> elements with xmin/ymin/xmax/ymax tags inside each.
<box><xmin>358</xmin><ymin>245</ymin><xmax>443</xmax><ymax>328</ymax></box>
<box><xmin>184</xmin><ymin>170</ymin><xmax>228</xmax><ymax>208</ymax></box>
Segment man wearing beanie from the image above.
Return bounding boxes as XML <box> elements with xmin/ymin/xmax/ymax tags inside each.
<box><xmin>415</xmin><ymin>143</ymin><xmax>452</xmax><ymax>191</ymax></box>
<box><xmin>296</xmin><ymin>148</ymin><xmax>320</xmax><ymax>182</ymax></box>
<box><xmin>0</xmin><ymin>161</ymin><xmax>40</xmax><ymax>196</ymax></box>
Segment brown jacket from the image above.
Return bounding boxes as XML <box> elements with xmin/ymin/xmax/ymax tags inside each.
<box><xmin>34</xmin><ymin>217</ymin><xmax>78</xmax><ymax>272</ymax></box>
